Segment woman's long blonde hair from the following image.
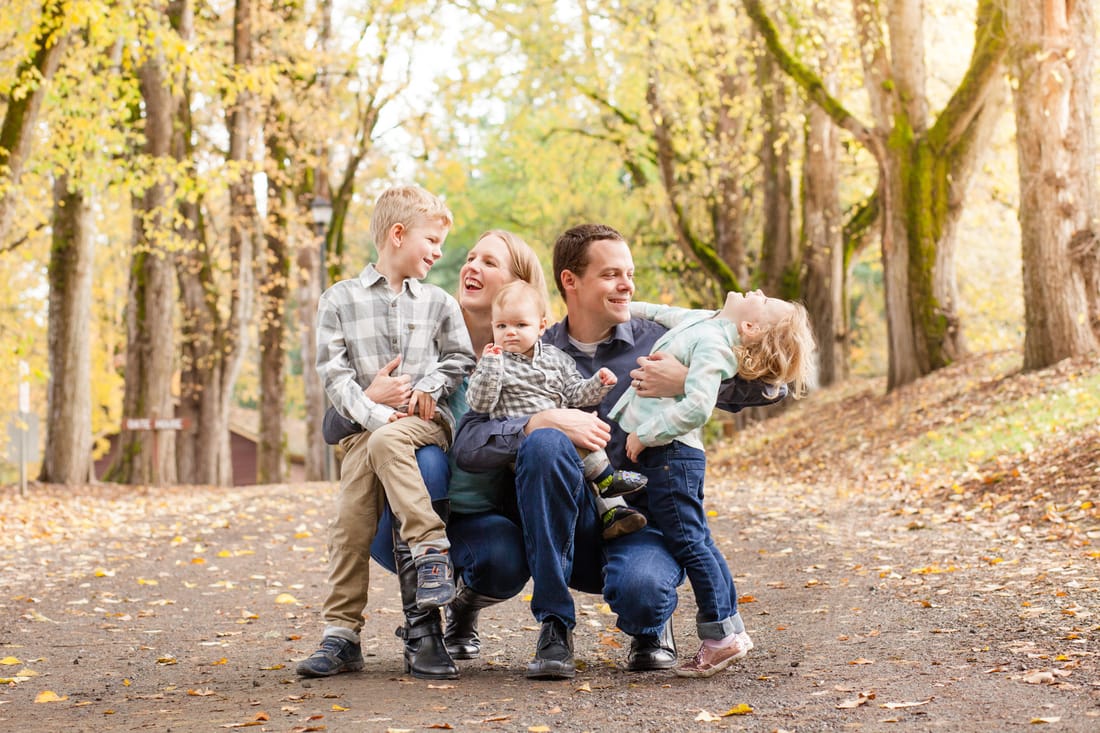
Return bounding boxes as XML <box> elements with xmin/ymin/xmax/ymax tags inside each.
<box><xmin>478</xmin><ymin>229</ymin><xmax>548</xmax><ymax>294</ymax></box>
<box><xmin>735</xmin><ymin>302</ymin><xmax>818</xmax><ymax>399</ymax></box>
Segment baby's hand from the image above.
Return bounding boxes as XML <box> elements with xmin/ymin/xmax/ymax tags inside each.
<box><xmin>483</xmin><ymin>344</ymin><xmax>503</xmax><ymax>356</ymax></box>
<box><xmin>625</xmin><ymin>433</ymin><xmax>644</xmax><ymax>462</ymax></box>
<box><xmin>597</xmin><ymin>367</ymin><xmax>617</xmax><ymax>386</ymax></box>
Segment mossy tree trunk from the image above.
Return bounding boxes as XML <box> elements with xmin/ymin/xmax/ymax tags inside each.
<box><xmin>40</xmin><ymin>174</ymin><xmax>94</xmax><ymax>484</ymax></box>
<box><xmin>258</xmin><ymin>127</ymin><xmax>292</xmax><ymax>485</ymax></box>
<box><xmin>744</xmin><ymin>0</ymin><xmax>1008</xmax><ymax>391</ymax></box>
<box><xmin>1009</xmin><ymin>0</ymin><xmax>1100</xmax><ymax>368</ymax></box>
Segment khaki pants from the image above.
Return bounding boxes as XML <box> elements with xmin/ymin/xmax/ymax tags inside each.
<box><xmin>321</xmin><ymin>416</ymin><xmax>450</xmax><ymax>634</ymax></box>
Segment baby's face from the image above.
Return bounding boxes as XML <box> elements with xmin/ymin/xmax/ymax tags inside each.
<box><xmin>492</xmin><ymin>299</ymin><xmax>546</xmax><ymax>357</ymax></box>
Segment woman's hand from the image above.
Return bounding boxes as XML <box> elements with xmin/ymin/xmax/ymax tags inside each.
<box><xmin>625</xmin><ymin>433</ymin><xmax>645</xmax><ymax>462</ymax></box>
<box><xmin>525</xmin><ymin>408</ymin><xmax>611</xmax><ymax>452</ymax></box>
<box><xmin>365</xmin><ymin>356</ymin><xmax>412</xmax><ymax>409</ymax></box>
<box><xmin>629</xmin><ymin>351</ymin><xmax>687</xmax><ymax>398</ymax></box>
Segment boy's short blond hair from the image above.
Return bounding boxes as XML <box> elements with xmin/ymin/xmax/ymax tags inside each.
<box><xmin>492</xmin><ymin>280</ymin><xmax>550</xmax><ymax>320</ymax></box>
<box><xmin>369</xmin><ymin>185</ymin><xmax>454</xmax><ymax>250</ymax></box>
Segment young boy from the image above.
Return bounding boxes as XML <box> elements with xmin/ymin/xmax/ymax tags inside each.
<box><xmin>298</xmin><ymin>185</ymin><xmax>475</xmax><ymax>678</ymax></box>
<box><xmin>610</xmin><ymin>290</ymin><xmax>816</xmax><ymax>678</ymax></box>
<box><xmin>466</xmin><ymin>281</ymin><xmax>649</xmax><ymax>538</ymax></box>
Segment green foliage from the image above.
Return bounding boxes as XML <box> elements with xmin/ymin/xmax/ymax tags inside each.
<box><xmin>901</xmin><ymin>368</ymin><xmax>1100</xmax><ymax>475</ymax></box>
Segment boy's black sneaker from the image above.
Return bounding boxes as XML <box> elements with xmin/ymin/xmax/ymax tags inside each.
<box><xmin>415</xmin><ymin>549</ymin><xmax>456</xmax><ymax>609</ymax></box>
<box><xmin>296</xmin><ymin>635</ymin><xmax>364</xmax><ymax>677</ymax></box>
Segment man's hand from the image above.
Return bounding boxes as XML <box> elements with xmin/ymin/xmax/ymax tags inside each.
<box><xmin>365</xmin><ymin>355</ymin><xmax>412</xmax><ymax>409</ymax></box>
<box><xmin>525</xmin><ymin>408</ymin><xmax>611</xmax><ymax>452</ymax></box>
<box><xmin>405</xmin><ymin>390</ymin><xmax>437</xmax><ymax>421</ymax></box>
<box><xmin>629</xmin><ymin>351</ymin><xmax>687</xmax><ymax>398</ymax></box>
<box><xmin>596</xmin><ymin>367</ymin><xmax>617</xmax><ymax>386</ymax></box>
<box><xmin>625</xmin><ymin>433</ymin><xmax>645</xmax><ymax>462</ymax></box>
<box><xmin>483</xmin><ymin>343</ymin><xmax>503</xmax><ymax>356</ymax></box>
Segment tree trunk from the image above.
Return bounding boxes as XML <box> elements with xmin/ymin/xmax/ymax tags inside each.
<box><xmin>169</xmin><ymin>0</ymin><xmax>232</xmax><ymax>486</ymax></box>
<box><xmin>1009</xmin><ymin>0</ymin><xmax>1100</xmax><ymax>368</ymax></box>
<box><xmin>0</xmin><ymin>3</ymin><xmax>70</xmax><ymax>244</ymax></box>
<box><xmin>111</xmin><ymin>28</ymin><xmax>180</xmax><ymax>486</ymax></box>
<box><xmin>258</xmin><ymin>176</ymin><xmax>290</xmax><ymax>484</ymax></box>
<box><xmin>745</xmin><ymin>0</ymin><xmax>1008</xmax><ymax>390</ymax></box>
<box><xmin>39</xmin><ymin>174</ymin><xmax>94</xmax><ymax>484</ymax></box>
<box><xmin>220</xmin><ymin>0</ymin><xmax>260</xmax><ymax>485</ymax></box>
<box><xmin>757</xmin><ymin>50</ymin><xmax>795</xmax><ymax>298</ymax></box>
<box><xmin>801</xmin><ymin>85</ymin><xmax>847</xmax><ymax>387</ymax></box>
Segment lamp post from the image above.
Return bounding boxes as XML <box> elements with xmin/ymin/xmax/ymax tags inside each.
<box><xmin>310</xmin><ymin>195</ymin><xmax>335</xmax><ymax>481</ymax></box>
<box><xmin>310</xmin><ymin>195</ymin><xmax>333</xmax><ymax>284</ymax></box>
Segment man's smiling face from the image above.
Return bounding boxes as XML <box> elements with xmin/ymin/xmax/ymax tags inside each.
<box><xmin>566</xmin><ymin>238</ymin><xmax>635</xmax><ymax>332</ymax></box>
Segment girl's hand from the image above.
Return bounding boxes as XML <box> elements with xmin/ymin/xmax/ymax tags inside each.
<box><xmin>483</xmin><ymin>343</ymin><xmax>503</xmax><ymax>356</ymax></box>
<box><xmin>625</xmin><ymin>433</ymin><xmax>645</xmax><ymax>462</ymax></box>
<box><xmin>406</xmin><ymin>390</ymin><xmax>437</xmax><ymax>421</ymax></box>
<box><xmin>596</xmin><ymin>367</ymin><xmax>617</xmax><ymax>386</ymax></box>
<box><xmin>629</xmin><ymin>352</ymin><xmax>687</xmax><ymax>398</ymax></box>
<box><xmin>365</xmin><ymin>355</ymin><xmax>412</xmax><ymax>409</ymax></box>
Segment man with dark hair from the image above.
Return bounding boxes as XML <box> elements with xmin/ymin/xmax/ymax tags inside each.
<box><xmin>452</xmin><ymin>223</ymin><xmax>785</xmax><ymax>679</ymax></box>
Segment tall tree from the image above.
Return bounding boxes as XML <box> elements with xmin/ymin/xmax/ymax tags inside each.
<box><xmin>757</xmin><ymin>49</ymin><xmax>796</xmax><ymax>299</ymax></box>
<box><xmin>1008</xmin><ymin>0</ymin><xmax>1099</xmax><ymax>368</ymax></box>
<box><xmin>799</xmin><ymin>23</ymin><xmax>847</xmax><ymax>387</ymax></box>
<box><xmin>171</xmin><ymin>0</ymin><xmax>230</xmax><ymax>486</ymax></box>
<box><xmin>39</xmin><ymin>174</ymin><xmax>94</xmax><ymax>483</ymax></box>
<box><xmin>744</xmin><ymin>0</ymin><xmax>1009</xmax><ymax>390</ymax></box>
<box><xmin>112</xmin><ymin>4</ymin><xmax>184</xmax><ymax>485</ymax></box>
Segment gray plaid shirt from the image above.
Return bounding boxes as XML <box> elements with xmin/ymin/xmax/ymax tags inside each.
<box><xmin>466</xmin><ymin>341</ymin><xmax>613</xmax><ymax>418</ymax></box>
<box><xmin>316</xmin><ymin>264</ymin><xmax>475</xmax><ymax>434</ymax></box>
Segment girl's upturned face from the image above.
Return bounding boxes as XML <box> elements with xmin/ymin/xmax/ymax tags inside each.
<box><xmin>458</xmin><ymin>234</ymin><xmax>516</xmax><ymax>315</ymax></box>
<box><xmin>721</xmin><ymin>290</ymin><xmax>795</xmax><ymax>340</ymax></box>
<box><xmin>492</xmin><ymin>298</ymin><xmax>546</xmax><ymax>357</ymax></box>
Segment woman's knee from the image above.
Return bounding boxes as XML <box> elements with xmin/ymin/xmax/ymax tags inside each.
<box><xmin>415</xmin><ymin>445</ymin><xmax>450</xmax><ymax>501</ymax></box>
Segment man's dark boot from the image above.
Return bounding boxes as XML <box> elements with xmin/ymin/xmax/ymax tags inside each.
<box><xmin>444</xmin><ymin>582</ymin><xmax>503</xmax><ymax>659</ymax></box>
<box><xmin>627</xmin><ymin>618</ymin><xmax>677</xmax><ymax>671</ymax></box>
<box><xmin>525</xmin><ymin>617</ymin><xmax>575</xmax><ymax>679</ymax></box>
<box><xmin>393</xmin><ymin>517</ymin><xmax>458</xmax><ymax>680</ymax></box>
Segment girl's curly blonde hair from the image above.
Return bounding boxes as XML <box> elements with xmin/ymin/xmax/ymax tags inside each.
<box><xmin>734</xmin><ymin>301</ymin><xmax>818</xmax><ymax>399</ymax></box>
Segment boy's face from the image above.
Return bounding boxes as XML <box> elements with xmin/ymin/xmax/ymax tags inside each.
<box><xmin>388</xmin><ymin>219</ymin><xmax>448</xmax><ymax>280</ymax></box>
<box><xmin>492</xmin><ymin>298</ymin><xmax>546</xmax><ymax>357</ymax></box>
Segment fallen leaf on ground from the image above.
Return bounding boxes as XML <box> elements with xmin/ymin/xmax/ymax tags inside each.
<box><xmin>34</xmin><ymin>690</ymin><xmax>68</xmax><ymax>703</ymax></box>
<box><xmin>880</xmin><ymin>698</ymin><xmax>933</xmax><ymax>709</ymax></box>
<box><xmin>837</xmin><ymin>691</ymin><xmax>875</xmax><ymax>709</ymax></box>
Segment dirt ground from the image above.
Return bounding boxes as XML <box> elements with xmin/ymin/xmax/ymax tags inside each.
<box><xmin>2</xmin><ymin>355</ymin><xmax>1098</xmax><ymax>732</ymax></box>
<box><xmin>0</xmin><ymin>473</ymin><xmax>1096</xmax><ymax>732</ymax></box>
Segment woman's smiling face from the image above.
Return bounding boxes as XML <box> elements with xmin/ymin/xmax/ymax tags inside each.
<box><xmin>458</xmin><ymin>233</ymin><xmax>516</xmax><ymax>315</ymax></box>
